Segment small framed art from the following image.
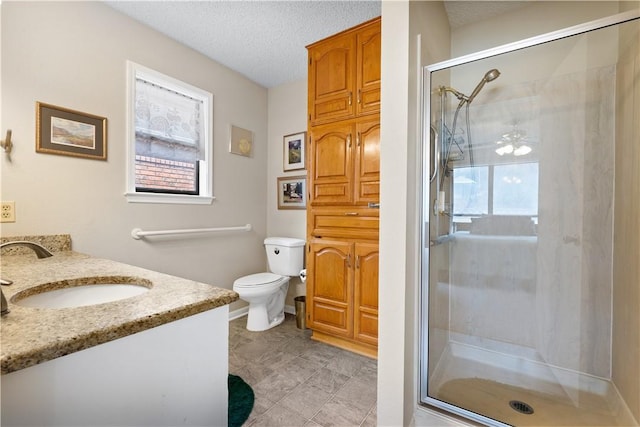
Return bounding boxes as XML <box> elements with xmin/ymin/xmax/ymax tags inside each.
<box><xmin>277</xmin><ymin>175</ymin><xmax>306</xmax><ymax>210</ymax></box>
<box><xmin>229</xmin><ymin>125</ymin><xmax>253</xmax><ymax>157</ymax></box>
<box><xmin>36</xmin><ymin>102</ymin><xmax>107</xmax><ymax>160</ymax></box>
<box><xmin>283</xmin><ymin>131</ymin><xmax>306</xmax><ymax>171</ymax></box>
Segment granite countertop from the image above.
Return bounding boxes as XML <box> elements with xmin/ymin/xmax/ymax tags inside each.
<box><xmin>0</xmin><ymin>237</ymin><xmax>238</xmax><ymax>375</ymax></box>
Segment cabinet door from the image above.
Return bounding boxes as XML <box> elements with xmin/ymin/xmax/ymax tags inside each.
<box><xmin>309</xmin><ymin>122</ymin><xmax>354</xmax><ymax>205</ymax></box>
<box><xmin>354</xmin><ymin>242</ymin><xmax>379</xmax><ymax>346</ymax></box>
<box><xmin>308</xmin><ymin>32</ymin><xmax>355</xmax><ymax>125</ymax></box>
<box><xmin>354</xmin><ymin>118</ymin><xmax>380</xmax><ymax>204</ymax></box>
<box><xmin>356</xmin><ymin>20</ymin><xmax>381</xmax><ymax>116</ymax></box>
<box><xmin>307</xmin><ymin>240</ymin><xmax>353</xmax><ymax>338</ymax></box>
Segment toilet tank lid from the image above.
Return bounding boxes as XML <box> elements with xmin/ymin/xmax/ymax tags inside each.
<box><xmin>264</xmin><ymin>237</ymin><xmax>305</xmax><ymax>247</ymax></box>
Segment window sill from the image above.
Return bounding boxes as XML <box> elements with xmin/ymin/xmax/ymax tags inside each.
<box><xmin>124</xmin><ymin>192</ymin><xmax>215</xmax><ymax>205</ymax></box>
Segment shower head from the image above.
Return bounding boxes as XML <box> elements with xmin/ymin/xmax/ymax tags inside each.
<box><xmin>466</xmin><ymin>69</ymin><xmax>501</xmax><ymax>104</ymax></box>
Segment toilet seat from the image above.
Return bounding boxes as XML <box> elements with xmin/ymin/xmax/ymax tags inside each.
<box><xmin>233</xmin><ymin>272</ymin><xmax>285</xmax><ymax>288</ymax></box>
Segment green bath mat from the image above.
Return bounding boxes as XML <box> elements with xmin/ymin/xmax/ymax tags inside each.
<box><xmin>228</xmin><ymin>374</ymin><xmax>254</xmax><ymax>427</ymax></box>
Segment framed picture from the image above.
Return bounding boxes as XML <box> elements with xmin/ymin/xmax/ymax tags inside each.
<box><xmin>283</xmin><ymin>131</ymin><xmax>306</xmax><ymax>171</ymax></box>
<box><xmin>36</xmin><ymin>102</ymin><xmax>107</xmax><ymax>160</ymax></box>
<box><xmin>229</xmin><ymin>125</ymin><xmax>253</xmax><ymax>157</ymax></box>
<box><xmin>277</xmin><ymin>175</ymin><xmax>306</xmax><ymax>210</ymax></box>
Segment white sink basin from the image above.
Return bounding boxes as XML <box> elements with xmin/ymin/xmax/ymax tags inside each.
<box><xmin>12</xmin><ymin>276</ymin><xmax>152</xmax><ymax>309</ymax></box>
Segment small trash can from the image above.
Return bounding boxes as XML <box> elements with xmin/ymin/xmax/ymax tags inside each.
<box><xmin>294</xmin><ymin>296</ymin><xmax>306</xmax><ymax>330</ymax></box>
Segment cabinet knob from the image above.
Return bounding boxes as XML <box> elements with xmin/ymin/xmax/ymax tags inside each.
<box><xmin>345</xmin><ymin>212</ymin><xmax>359</xmax><ymax>216</ymax></box>
<box><xmin>348</xmin><ymin>92</ymin><xmax>353</xmax><ymax>106</ymax></box>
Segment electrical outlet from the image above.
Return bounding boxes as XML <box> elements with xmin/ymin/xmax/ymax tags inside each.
<box><xmin>1</xmin><ymin>201</ymin><xmax>16</xmax><ymax>223</ymax></box>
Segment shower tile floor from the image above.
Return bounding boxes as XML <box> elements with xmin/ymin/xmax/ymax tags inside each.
<box><xmin>229</xmin><ymin>313</ymin><xmax>377</xmax><ymax>427</ymax></box>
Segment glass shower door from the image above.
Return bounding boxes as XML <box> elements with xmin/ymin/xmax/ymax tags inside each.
<box><xmin>420</xmin><ymin>11</ymin><xmax>639</xmax><ymax>427</ymax></box>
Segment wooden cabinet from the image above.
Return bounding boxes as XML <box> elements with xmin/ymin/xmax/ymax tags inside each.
<box><xmin>353</xmin><ymin>118</ymin><xmax>381</xmax><ymax>204</ymax></box>
<box><xmin>307</xmin><ymin>17</ymin><xmax>381</xmax><ymax>126</ymax></box>
<box><xmin>308</xmin><ymin>116</ymin><xmax>380</xmax><ymax>206</ymax></box>
<box><xmin>307</xmin><ymin>240</ymin><xmax>352</xmax><ymax>338</ymax></box>
<box><xmin>306</xmin><ymin>16</ymin><xmax>380</xmax><ymax>359</ymax></box>
<box><xmin>355</xmin><ymin>22</ymin><xmax>382</xmax><ymax>117</ymax></box>
<box><xmin>307</xmin><ymin>239</ymin><xmax>379</xmax><ymax>355</ymax></box>
<box><xmin>353</xmin><ymin>242</ymin><xmax>379</xmax><ymax>346</ymax></box>
<box><xmin>309</xmin><ymin>207</ymin><xmax>379</xmax><ymax>241</ymax></box>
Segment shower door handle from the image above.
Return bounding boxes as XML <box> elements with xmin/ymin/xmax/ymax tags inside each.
<box><xmin>429</xmin><ymin>125</ymin><xmax>439</xmax><ymax>183</ymax></box>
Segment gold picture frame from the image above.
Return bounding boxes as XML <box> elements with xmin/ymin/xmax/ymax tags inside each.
<box><xmin>36</xmin><ymin>102</ymin><xmax>107</xmax><ymax>160</ymax></box>
<box><xmin>229</xmin><ymin>125</ymin><xmax>253</xmax><ymax>157</ymax></box>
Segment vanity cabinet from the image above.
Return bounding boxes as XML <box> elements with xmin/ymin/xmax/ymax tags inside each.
<box><xmin>308</xmin><ymin>117</ymin><xmax>380</xmax><ymax>206</ymax></box>
<box><xmin>306</xmin><ymin>239</ymin><xmax>379</xmax><ymax>355</ymax></box>
<box><xmin>307</xmin><ymin>17</ymin><xmax>381</xmax><ymax>126</ymax></box>
<box><xmin>306</xmin><ymin>16</ymin><xmax>380</xmax><ymax>358</ymax></box>
<box><xmin>1</xmin><ymin>308</ymin><xmax>229</xmax><ymax>427</ymax></box>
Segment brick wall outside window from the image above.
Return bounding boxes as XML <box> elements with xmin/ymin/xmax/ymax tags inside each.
<box><xmin>135</xmin><ymin>155</ymin><xmax>196</xmax><ymax>192</ymax></box>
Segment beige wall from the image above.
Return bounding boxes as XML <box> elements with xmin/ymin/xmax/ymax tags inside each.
<box><xmin>1</xmin><ymin>2</ymin><xmax>269</xmax><ymax>311</ymax></box>
<box><xmin>266</xmin><ymin>79</ymin><xmax>308</xmax><ymax>306</ymax></box>
<box><xmin>378</xmin><ymin>1</ymin><xmax>453</xmax><ymax>425</ymax></box>
<box><xmin>451</xmin><ymin>1</ymin><xmax>625</xmax><ymax>57</ymax></box>
<box><xmin>613</xmin><ymin>2</ymin><xmax>640</xmax><ymax>420</ymax></box>
<box><xmin>378</xmin><ymin>1</ymin><xmax>411</xmax><ymax>423</ymax></box>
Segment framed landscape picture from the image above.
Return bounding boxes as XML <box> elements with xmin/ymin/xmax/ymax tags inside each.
<box><xmin>277</xmin><ymin>175</ymin><xmax>306</xmax><ymax>210</ymax></box>
<box><xmin>283</xmin><ymin>132</ymin><xmax>306</xmax><ymax>171</ymax></box>
<box><xmin>36</xmin><ymin>102</ymin><xmax>107</xmax><ymax>160</ymax></box>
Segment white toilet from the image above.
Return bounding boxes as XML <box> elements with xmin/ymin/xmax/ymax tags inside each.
<box><xmin>233</xmin><ymin>237</ymin><xmax>305</xmax><ymax>331</ymax></box>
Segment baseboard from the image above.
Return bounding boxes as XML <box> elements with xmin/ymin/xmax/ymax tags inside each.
<box><xmin>228</xmin><ymin>304</ymin><xmax>296</xmax><ymax>321</ymax></box>
<box><xmin>228</xmin><ymin>306</ymin><xmax>248</xmax><ymax>320</ymax></box>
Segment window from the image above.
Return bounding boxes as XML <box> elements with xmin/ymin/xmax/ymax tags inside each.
<box><xmin>125</xmin><ymin>62</ymin><xmax>213</xmax><ymax>204</ymax></box>
<box><xmin>453</xmin><ymin>162</ymin><xmax>539</xmax><ymax>217</ymax></box>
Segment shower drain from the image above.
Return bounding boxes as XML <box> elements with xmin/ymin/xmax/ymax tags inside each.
<box><xmin>509</xmin><ymin>400</ymin><xmax>534</xmax><ymax>415</ymax></box>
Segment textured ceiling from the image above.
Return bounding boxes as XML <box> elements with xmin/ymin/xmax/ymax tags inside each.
<box><xmin>106</xmin><ymin>1</ymin><xmax>382</xmax><ymax>88</ymax></box>
<box><xmin>105</xmin><ymin>1</ymin><xmax>529</xmax><ymax>88</ymax></box>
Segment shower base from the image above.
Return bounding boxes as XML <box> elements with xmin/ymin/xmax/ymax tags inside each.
<box><xmin>428</xmin><ymin>341</ymin><xmax>637</xmax><ymax>426</ymax></box>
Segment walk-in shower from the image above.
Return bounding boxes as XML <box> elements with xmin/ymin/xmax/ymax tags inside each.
<box><xmin>420</xmin><ymin>9</ymin><xmax>639</xmax><ymax>427</ymax></box>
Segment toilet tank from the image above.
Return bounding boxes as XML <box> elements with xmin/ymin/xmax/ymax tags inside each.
<box><xmin>264</xmin><ymin>237</ymin><xmax>305</xmax><ymax>276</ymax></box>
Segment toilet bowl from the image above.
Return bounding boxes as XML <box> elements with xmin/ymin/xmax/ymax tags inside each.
<box><xmin>233</xmin><ymin>273</ymin><xmax>290</xmax><ymax>331</ymax></box>
<box><xmin>233</xmin><ymin>237</ymin><xmax>305</xmax><ymax>331</ymax></box>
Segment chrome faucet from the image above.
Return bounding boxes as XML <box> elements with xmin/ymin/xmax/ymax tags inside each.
<box><xmin>1</xmin><ymin>241</ymin><xmax>54</xmax><ymax>315</ymax></box>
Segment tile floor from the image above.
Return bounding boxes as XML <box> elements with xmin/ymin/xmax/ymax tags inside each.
<box><xmin>229</xmin><ymin>313</ymin><xmax>378</xmax><ymax>427</ymax></box>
